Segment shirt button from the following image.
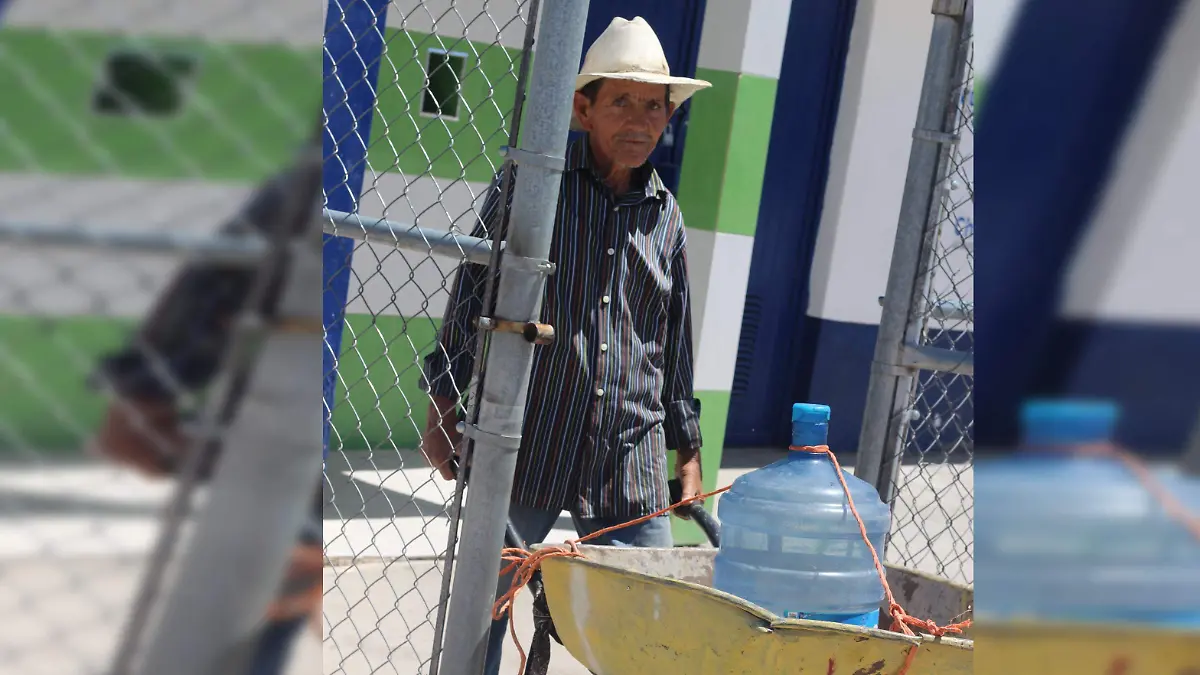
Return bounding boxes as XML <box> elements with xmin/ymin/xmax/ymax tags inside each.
<box><xmin>595</xmin><ymin>388</ymin><xmax>605</xmax><ymax>397</ymax></box>
<box><xmin>611</xmin><ymin>206</ymin><xmax>619</xmax><ymax>212</ymax></box>
<box><xmin>600</xmin><ymin>343</ymin><xmax>608</xmax><ymax>352</ymax></box>
<box><xmin>602</xmin><ymin>295</ymin><xmax>610</xmax><ymax>304</ymax></box>
<box><xmin>606</xmin><ymin>247</ymin><xmax>615</xmax><ymax>256</ymax></box>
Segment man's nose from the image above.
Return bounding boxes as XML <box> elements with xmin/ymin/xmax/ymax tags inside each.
<box><xmin>625</xmin><ymin>109</ymin><xmax>654</xmax><ymax>130</ymax></box>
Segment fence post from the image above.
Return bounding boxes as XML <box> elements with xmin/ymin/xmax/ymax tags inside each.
<box><xmin>854</xmin><ymin>0</ymin><xmax>972</xmax><ymax>500</ymax></box>
<box><xmin>127</xmin><ymin>150</ymin><xmax>326</xmax><ymax>675</ymax></box>
<box><xmin>321</xmin><ymin>0</ymin><xmax>390</xmax><ymax>459</ymax></box>
<box><xmin>438</xmin><ymin>2</ymin><xmax>592</xmax><ymax>672</ymax></box>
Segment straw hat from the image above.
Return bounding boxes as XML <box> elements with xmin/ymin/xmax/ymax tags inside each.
<box><xmin>571</xmin><ymin>17</ymin><xmax>712</xmax><ymax>132</ymax></box>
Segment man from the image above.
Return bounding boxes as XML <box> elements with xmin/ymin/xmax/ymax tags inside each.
<box><xmin>419</xmin><ymin>17</ymin><xmax>711</xmax><ymax>674</ymax></box>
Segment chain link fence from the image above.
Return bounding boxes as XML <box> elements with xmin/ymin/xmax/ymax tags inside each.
<box><xmin>889</xmin><ymin>25</ymin><xmax>974</xmax><ymax>587</ymax></box>
<box><xmin>0</xmin><ymin>1</ymin><xmax>323</xmax><ymax>672</ymax></box>
<box><xmin>319</xmin><ymin>2</ymin><xmax>536</xmax><ymax>673</ymax></box>
<box><xmin>856</xmin><ymin>0</ymin><xmax>974</xmax><ymax>589</ymax></box>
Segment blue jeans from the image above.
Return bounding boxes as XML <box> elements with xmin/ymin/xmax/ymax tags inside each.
<box><xmin>245</xmin><ymin>617</ymin><xmax>304</xmax><ymax>675</ymax></box>
<box><xmin>483</xmin><ymin>504</ymin><xmax>673</xmax><ymax>675</ymax></box>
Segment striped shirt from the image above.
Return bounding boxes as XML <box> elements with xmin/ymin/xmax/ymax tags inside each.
<box><xmin>422</xmin><ymin>134</ymin><xmax>702</xmax><ymax>519</ymax></box>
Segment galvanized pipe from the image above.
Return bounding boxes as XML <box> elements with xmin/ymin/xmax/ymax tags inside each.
<box><xmin>322</xmin><ymin>209</ymin><xmax>495</xmax><ymax>265</ymax></box>
<box><xmin>0</xmin><ymin>220</ymin><xmax>268</xmax><ymax>263</ymax></box>
<box><xmin>438</xmin><ymin>1</ymin><xmax>591</xmax><ymax>673</ymax></box>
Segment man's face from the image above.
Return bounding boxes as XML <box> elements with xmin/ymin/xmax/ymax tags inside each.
<box><xmin>573</xmin><ymin>79</ymin><xmax>676</xmax><ymax>169</ymax></box>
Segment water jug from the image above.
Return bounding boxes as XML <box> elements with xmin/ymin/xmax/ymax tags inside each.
<box><xmin>712</xmin><ymin>403</ymin><xmax>890</xmax><ymax>626</ymax></box>
<box><xmin>975</xmin><ymin>399</ymin><xmax>1200</xmax><ymax>626</ymax></box>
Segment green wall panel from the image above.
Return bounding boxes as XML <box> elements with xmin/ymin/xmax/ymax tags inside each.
<box><xmin>676</xmin><ymin>68</ymin><xmax>739</xmax><ymax>232</ymax></box>
<box><xmin>330</xmin><ymin>313</ymin><xmax>441</xmax><ymax>452</ymax></box>
<box><xmin>0</xmin><ymin>28</ymin><xmax>318</xmax><ymax>182</ymax></box>
<box><xmin>366</xmin><ymin>31</ymin><xmax>523</xmax><ymax>183</ymax></box>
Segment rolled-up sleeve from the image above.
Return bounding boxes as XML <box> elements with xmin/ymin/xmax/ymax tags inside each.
<box><xmin>421</xmin><ymin>174</ymin><xmax>508</xmax><ymax>402</ymax></box>
<box><xmin>662</xmin><ymin>226</ymin><xmax>703</xmax><ymax>451</ymax></box>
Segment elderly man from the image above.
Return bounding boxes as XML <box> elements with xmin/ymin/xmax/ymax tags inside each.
<box><xmin>419</xmin><ymin>16</ymin><xmax>711</xmax><ymax>674</ymax></box>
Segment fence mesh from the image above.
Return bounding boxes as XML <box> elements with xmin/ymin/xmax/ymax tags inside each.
<box><xmin>885</xmin><ymin>22</ymin><xmax>975</xmax><ymax>587</ymax></box>
<box><xmin>320</xmin><ymin>2</ymin><xmax>534</xmax><ymax>673</ymax></box>
<box><xmin>0</xmin><ymin>2</ymin><xmax>321</xmax><ymax>673</ymax></box>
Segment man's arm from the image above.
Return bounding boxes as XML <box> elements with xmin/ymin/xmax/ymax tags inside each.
<box><xmin>661</xmin><ymin>225</ymin><xmax>704</xmax><ymax>509</ymax></box>
<box><xmin>89</xmin><ymin>154</ymin><xmax>323</xmax><ymax>477</ymax></box>
<box><xmin>420</xmin><ymin>174</ymin><xmax>511</xmax><ymax>478</ymax></box>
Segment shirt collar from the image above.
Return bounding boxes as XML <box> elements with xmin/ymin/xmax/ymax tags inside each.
<box><xmin>565</xmin><ymin>134</ymin><xmax>667</xmax><ymax>203</ymax></box>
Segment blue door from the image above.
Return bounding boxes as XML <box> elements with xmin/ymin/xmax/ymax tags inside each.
<box><xmin>726</xmin><ymin>0</ymin><xmax>860</xmax><ymax>448</ymax></box>
<box><xmin>577</xmin><ymin>1</ymin><xmax>707</xmax><ymax>194</ymax></box>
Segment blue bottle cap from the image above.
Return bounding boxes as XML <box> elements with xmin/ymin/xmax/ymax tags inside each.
<box><xmin>791</xmin><ymin>403</ymin><xmax>831</xmax><ymax>449</ymax></box>
<box><xmin>1020</xmin><ymin>399</ymin><xmax>1120</xmax><ymax>447</ymax></box>
<box><xmin>792</xmin><ymin>403</ymin><xmax>831</xmax><ymax>424</ymax></box>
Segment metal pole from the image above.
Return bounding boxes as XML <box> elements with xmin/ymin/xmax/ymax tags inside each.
<box><xmin>0</xmin><ymin>221</ymin><xmax>268</xmax><ymax>262</ymax></box>
<box><xmin>128</xmin><ymin>209</ymin><xmax>324</xmax><ymax>674</ymax></box>
<box><xmin>854</xmin><ymin>0</ymin><xmax>971</xmax><ymax>495</ymax></box>
<box><xmin>322</xmin><ymin>209</ymin><xmax>496</xmax><ymax>265</ymax></box>
<box><xmin>439</xmin><ymin>2</ymin><xmax>591</xmax><ymax>673</ymax></box>
<box><xmin>428</xmin><ymin>1</ymin><xmax>542</xmax><ymax>671</ymax></box>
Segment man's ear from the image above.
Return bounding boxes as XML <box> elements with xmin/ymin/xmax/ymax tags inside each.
<box><xmin>572</xmin><ymin>91</ymin><xmax>592</xmax><ymax>130</ymax></box>
<box><xmin>667</xmin><ymin>101</ymin><xmax>677</xmax><ymax>117</ymax></box>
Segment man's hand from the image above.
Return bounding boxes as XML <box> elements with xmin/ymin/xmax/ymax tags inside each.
<box><xmin>421</xmin><ymin>396</ymin><xmax>462</xmax><ymax>481</ymax></box>
<box><xmin>673</xmin><ymin>446</ymin><xmax>703</xmax><ymax>519</ymax></box>
<box><xmin>90</xmin><ymin>399</ymin><xmax>187</xmax><ymax>478</ymax></box>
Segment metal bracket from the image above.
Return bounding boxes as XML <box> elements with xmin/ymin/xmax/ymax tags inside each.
<box><xmin>462</xmin><ymin>423</ymin><xmax>523</xmax><ymax>451</ymax></box>
<box><xmin>505</xmin><ymin>147</ymin><xmax>566</xmax><ymax>173</ymax></box>
<box><xmin>912</xmin><ymin>127</ymin><xmax>960</xmax><ymax>145</ymax></box>
<box><xmin>503</xmin><ymin>254</ymin><xmax>557</xmax><ymax>275</ymax></box>
<box><xmin>877</xmin><ymin>361</ymin><xmax>916</xmax><ymax>378</ymax></box>
<box><xmin>477</xmin><ymin>316</ymin><xmax>556</xmax><ymax>345</ymax></box>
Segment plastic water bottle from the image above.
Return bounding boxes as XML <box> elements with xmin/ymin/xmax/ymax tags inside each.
<box><xmin>712</xmin><ymin>403</ymin><xmax>890</xmax><ymax>626</ymax></box>
<box><xmin>975</xmin><ymin>399</ymin><xmax>1200</xmax><ymax>626</ymax></box>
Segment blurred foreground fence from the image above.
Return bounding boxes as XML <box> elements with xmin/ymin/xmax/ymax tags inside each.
<box><xmin>855</xmin><ymin>0</ymin><xmax>975</xmax><ymax>587</ymax></box>
<box><xmin>0</xmin><ymin>2</ymin><xmax>324</xmax><ymax>673</ymax></box>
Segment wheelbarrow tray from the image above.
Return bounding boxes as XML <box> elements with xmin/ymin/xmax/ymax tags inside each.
<box><xmin>973</xmin><ymin>622</ymin><xmax>1200</xmax><ymax>674</ymax></box>
<box><xmin>535</xmin><ymin>545</ymin><xmax>972</xmax><ymax>675</ymax></box>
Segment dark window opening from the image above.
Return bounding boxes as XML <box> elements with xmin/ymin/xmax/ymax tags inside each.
<box><xmin>93</xmin><ymin>51</ymin><xmax>198</xmax><ymax>117</ymax></box>
<box><xmin>421</xmin><ymin>50</ymin><xmax>466</xmax><ymax>119</ymax></box>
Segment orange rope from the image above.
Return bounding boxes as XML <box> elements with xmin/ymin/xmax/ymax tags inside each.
<box><xmin>492</xmin><ymin>484</ymin><xmax>732</xmax><ymax>673</ymax></box>
<box><xmin>1072</xmin><ymin>442</ymin><xmax>1200</xmax><ymax>542</ymax></box>
<box><xmin>788</xmin><ymin>445</ymin><xmax>972</xmax><ymax>674</ymax></box>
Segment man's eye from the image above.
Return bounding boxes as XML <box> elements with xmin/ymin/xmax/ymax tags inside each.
<box><xmin>648</xmin><ymin>101</ymin><xmax>661</xmax><ymax>110</ymax></box>
<box><xmin>613</xmin><ymin>98</ymin><xmax>627</xmax><ymax>107</ymax></box>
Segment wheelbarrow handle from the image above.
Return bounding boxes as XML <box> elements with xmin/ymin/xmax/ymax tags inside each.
<box><xmin>668</xmin><ymin>478</ymin><xmax>721</xmax><ymax>547</ymax></box>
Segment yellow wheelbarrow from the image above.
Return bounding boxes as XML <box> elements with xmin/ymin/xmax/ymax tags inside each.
<box><xmin>973</xmin><ymin>621</ymin><xmax>1200</xmax><ymax>674</ymax></box>
<box><xmin>533</xmin><ymin>545</ymin><xmax>972</xmax><ymax>674</ymax></box>
<box><xmin>517</xmin><ymin>482</ymin><xmax>972</xmax><ymax>675</ymax></box>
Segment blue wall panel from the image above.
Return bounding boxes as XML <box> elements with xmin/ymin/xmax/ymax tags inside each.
<box><xmin>975</xmin><ymin>0</ymin><xmax>1187</xmax><ymax>450</ymax></box>
<box><xmin>726</xmin><ymin>0</ymin><xmax>859</xmax><ymax>448</ymax></box>
<box><xmin>321</xmin><ymin>0</ymin><xmax>390</xmax><ymax>458</ymax></box>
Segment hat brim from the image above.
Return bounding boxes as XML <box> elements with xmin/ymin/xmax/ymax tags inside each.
<box><xmin>569</xmin><ymin>72</ymin><xmax>712</xmax><ymax>132</ymax></box>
